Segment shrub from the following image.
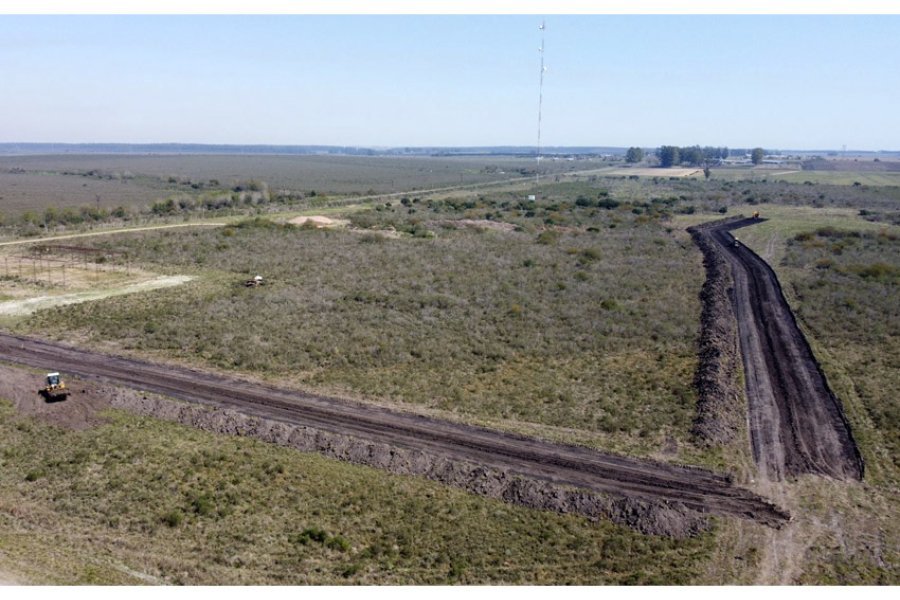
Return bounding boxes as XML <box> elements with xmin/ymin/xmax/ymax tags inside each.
<box><xmin>191</xmin><ymin>494</ymin><xmax>215</xmax><ymax>517</ymax></box>
<box><xmin>600</xmin><ymin>299</ymin><xmax>619</xmax><ymax>311</ymax></box>
<box><xmin>536</xmin><ymin>230</ymin><xmax>559</xmax><ymax>245</ymax></box>
<box><xmin>24</xmin><ymin>469</ymin><xmax>45</xmax><ymax>482</ymax></box>
<box><xmin>294</xmin><ymin>527</ymin><xmax>329</xmax><ymax>545</ymax></box>
<box><xmin>581</xmin><ymin>248</ymin><xmax>602</xmax><ymax>262</ymax></box>
<box><xmin>852</xmin><ymin>262</ymin><xmax>899</xmax><ymax>280</ymax></box>
<box><xmin>326</xmin><ymin>535</ymin><xmax>351</xmax><ymax>552</ymax></box>
<box><xmin>596</xmin><ymin>198</ymin><xmax>620</xmax><ymax>210</ymax></box>
<box><xmin>162</xmin><ymin>509</ymin><xmax>184</xmax><ymax>528</ymax></box>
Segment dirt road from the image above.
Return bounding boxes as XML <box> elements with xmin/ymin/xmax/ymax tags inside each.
<box><xmin>0</xmin><ymin>222</ymin><xmax>225</xmax><ymax>248</ymax></box>
<box><xmin>0</xmin><ymin>332</ymin><xmax>788</xmax><ymax>528</ymax></box>
<box><xmin>704</xmin><ymin>218</ymin><xmax>863</xmax><ymax>481</ymax></box>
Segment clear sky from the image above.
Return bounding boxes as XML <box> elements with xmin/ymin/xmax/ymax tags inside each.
<box><xmin>0</xmin><ymin>14</ymin><xmax>897</xmax><ymax>150</ymax></box>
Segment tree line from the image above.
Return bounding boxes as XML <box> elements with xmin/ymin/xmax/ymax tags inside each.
<box><xmin>653</xmin><ymin>146</ymin><xmax>731</xmax><ymax>167</ymax></box>
<box><xmin>645</xmin><ymin>146</ymin><xmax>768</xmax><ymax>167</ymax></box>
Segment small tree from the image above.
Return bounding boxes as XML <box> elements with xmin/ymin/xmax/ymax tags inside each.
<box><xmin>751</xmin><ymin>147</ymin><xmax>765</xmax><ymax>165</ymax></box>
<box><xmin>625</xmin><ymin>147</ymin><xmax>645</xmax><ymax>163</ymax></box>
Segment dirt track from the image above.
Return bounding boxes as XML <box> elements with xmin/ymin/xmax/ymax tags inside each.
<box><xmin>702</xmin><ymin>218</ymin><xmax>864</xmax><ymax>481</ymax></box>
<box><xmin>0</xmin><ymin>332</ymin><xmax>788</xmax><ymax>529</ymax></box>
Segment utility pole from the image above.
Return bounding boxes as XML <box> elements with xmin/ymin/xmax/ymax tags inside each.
<box><xmin>536</xmin><ymin>21</ymin><xmax>546</xmax><ymax>190</ymax></box>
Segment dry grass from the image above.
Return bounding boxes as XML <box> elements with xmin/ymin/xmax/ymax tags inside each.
<box><xmin>20</xmin><ymin>191</ymin><xmax>708</xmax><ymax>462</ymax></box>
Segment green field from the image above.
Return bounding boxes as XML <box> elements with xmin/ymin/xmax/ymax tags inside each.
<box><xmin>0</xmin><ymin>154</ymin><xmax>588</xmax><ymax>219</ymax></box>
<box><xmin>707</xmin><ymin>167</ymin><xmax>900</xmax><ymax>187</ymax></box>
<box><xmin>0</xmin><ymin>401</ymin><xmax>714</xmax><ymax>585</ymax></box>
<box><xmin>771</xmin><ymin>171</ymin><xmax>900</xmax><ymax>187</ymax></box>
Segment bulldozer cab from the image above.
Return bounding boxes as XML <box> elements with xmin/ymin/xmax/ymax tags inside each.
<box><xmin>46</xmin><ymin>372</ymin><xmax>61</xmax><ymax>387</ymax></box>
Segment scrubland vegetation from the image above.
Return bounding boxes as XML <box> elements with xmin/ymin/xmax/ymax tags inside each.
<box><xmin>783</xmin><ymin>227</ymin><xmax>899</xmax><ymax>476</ymax></box>
<box><xmin>3</xmin><ymin>154</ymin><xmax>900</xmax><ymax>583</ymax></box>
<box><xmin>0</xmin><ymin>154</ymin><xmax>584</xmax><ymax>232</ymax></box>
<box><xmin>24</xmin><ymin>188</ymin><xmax>706</xmax><ymax>459</ymax></box>
<box><xmin>0</xmin><ymin>401</ymin><xmax>713</xmax><ymax>584</ymax></box>
<box><xmin>17</xmin><ymin>170</ymin><xmax>900</xmax><ymax>464</ymax></box>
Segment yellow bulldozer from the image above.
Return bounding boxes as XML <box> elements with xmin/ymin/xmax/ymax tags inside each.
<box><xmin>40</xmin><ymin>372</ymin><xmax>69</xmax><ymax>402</ymax></box>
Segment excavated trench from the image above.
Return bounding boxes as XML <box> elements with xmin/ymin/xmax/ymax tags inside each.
<box><xmin>689</xmin><ymin>217</ymin><xmax>864</xmax><ymax>481</ymax></box>
<box><xmin>0</xmin><ymin>333</ymin><xmax>788</xmax><ymax>537</ymax></box>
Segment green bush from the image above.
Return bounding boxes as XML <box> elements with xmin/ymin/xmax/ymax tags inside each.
<box><xmin>536</xmin><ymin>230</ymin><xmax>559</xmax><ymax>245</ymax></box>
<box><xmin>161</xmin><ymin>509</ymin><xmax>184</xmax><ymax>528</ymax></box>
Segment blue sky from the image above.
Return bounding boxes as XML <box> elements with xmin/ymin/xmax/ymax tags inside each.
<box><xmin>0</xmin><ymin>15</ymin><xmax>897</xmax><ymax>149</ymax></box>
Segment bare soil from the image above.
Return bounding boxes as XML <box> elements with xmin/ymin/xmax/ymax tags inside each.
<box><xmin>428</xmin><ymin>219</ymin><xmax>518</xmax><ymax>232</ymax></box>
<box><xmin>0</xmin><ymin>363</ymin><xmax>111</xmax><ymax>430</ymax></box>
<box><xmin>287</xmin><ymin>215</ymin><xmax>349</xmax><ymax>228</ymax></box>
<box><xmin>695</xmin><ymin>218</ymin><xmax>864</xmax><ymax>481</ymax></box>
<box><xmin>0</xmin><ymin>275</ymin><xmax>193</xmax><ymax>317</ymax></box>
<box><xmin>610</xmin><ymin>168</ymin><xmax>702</xmax><ymax>178</ymax></box>
<box><xmin>0</xmin><ymin>333</ymin><xmax>789</xmax><ymax>535</ymax></box>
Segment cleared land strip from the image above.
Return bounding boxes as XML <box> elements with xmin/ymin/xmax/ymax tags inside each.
<box><xmin>705</xmin><ymin>218</ymin><xmax>864</xmax><ymax>481</ymax></box>
<box><xmin>0</xmin><ymin>275</ymin><xmax>194</xmax><ymax>316</ymax></box>
<box><xmin>0</xmin><ymin>222</ymin><xmax>225</xmax><ymax>248</ymax></box>
<box><xmin>0</xmin><ymin>333</ymin><xmax>787</xmax><ymax>528</ymax></box>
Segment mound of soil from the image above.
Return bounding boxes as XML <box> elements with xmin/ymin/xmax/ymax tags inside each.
<box><xmin>110</xmin><ymin>389</ymin><xmax>710</xmax><ymax>538</ymax></box>
<box><xmin>687</xmin><ymin>217</ymin><xmax>747</xmax><ymax>446</ymax></box>
<box><xmin>0</xmin><ymin>333</ymin><xmax>790</xmax><ymax>535</ymax></box>
<box><xmin>288</xmin><ymin>216</ymin><xmax>348</xmax><ymax>228</ymax></box>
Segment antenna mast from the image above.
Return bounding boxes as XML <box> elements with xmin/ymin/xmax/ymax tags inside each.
<box><xmin>536</xmin><ymin>21</ymin><xmax>546</xmax><ymax>189</ymax></box>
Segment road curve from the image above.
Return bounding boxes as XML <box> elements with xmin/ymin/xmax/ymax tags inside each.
<box><xmin>0</xmin><ymin>332</ymin><xmax>788</xmax><ymax>527</ymax></box>
<box><xmin>705</xmin><ymin>218</ymin><xmax>864</xmax><ymax>481</ymax></box>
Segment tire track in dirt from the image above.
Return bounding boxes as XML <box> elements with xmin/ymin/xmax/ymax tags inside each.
<box><xmin>0</xmin><ymin>332</ymin><xmax>788</xmax><ymax>530</ymax></box>
<box><xmin>700</xmin><ymin>218</ymin><xmax>863</xmax><ymax>481</ymax></box>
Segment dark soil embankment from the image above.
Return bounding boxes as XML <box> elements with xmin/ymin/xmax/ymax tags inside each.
<box><xmin>109</xmin><ymin>389</ymin><xmax>709</xmax><ymax>537</ymax></box>
<box><xmin>687</xmin><ymin>217</ymin><xmax>747</xmax><ymax>446</ymax></box>
<box><xmin>0</xmin><ymin>363</ymin><xmax>706</xmax><ymax>537</ymax></box>
<box><xmin>0</xmin><ymin>334</ymin><xmax>789</xmax><ymax>535</ymax></box>
<box><xmin>703</xmin><ymin>218</ymin><xmax>864</xmax><ymax>481</ymax></box>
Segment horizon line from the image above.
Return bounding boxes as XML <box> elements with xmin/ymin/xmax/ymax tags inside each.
<box><xmin>1</xmin><ymin>142</ymin><xmax>896</xmax><ymax>154</ymax></box>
